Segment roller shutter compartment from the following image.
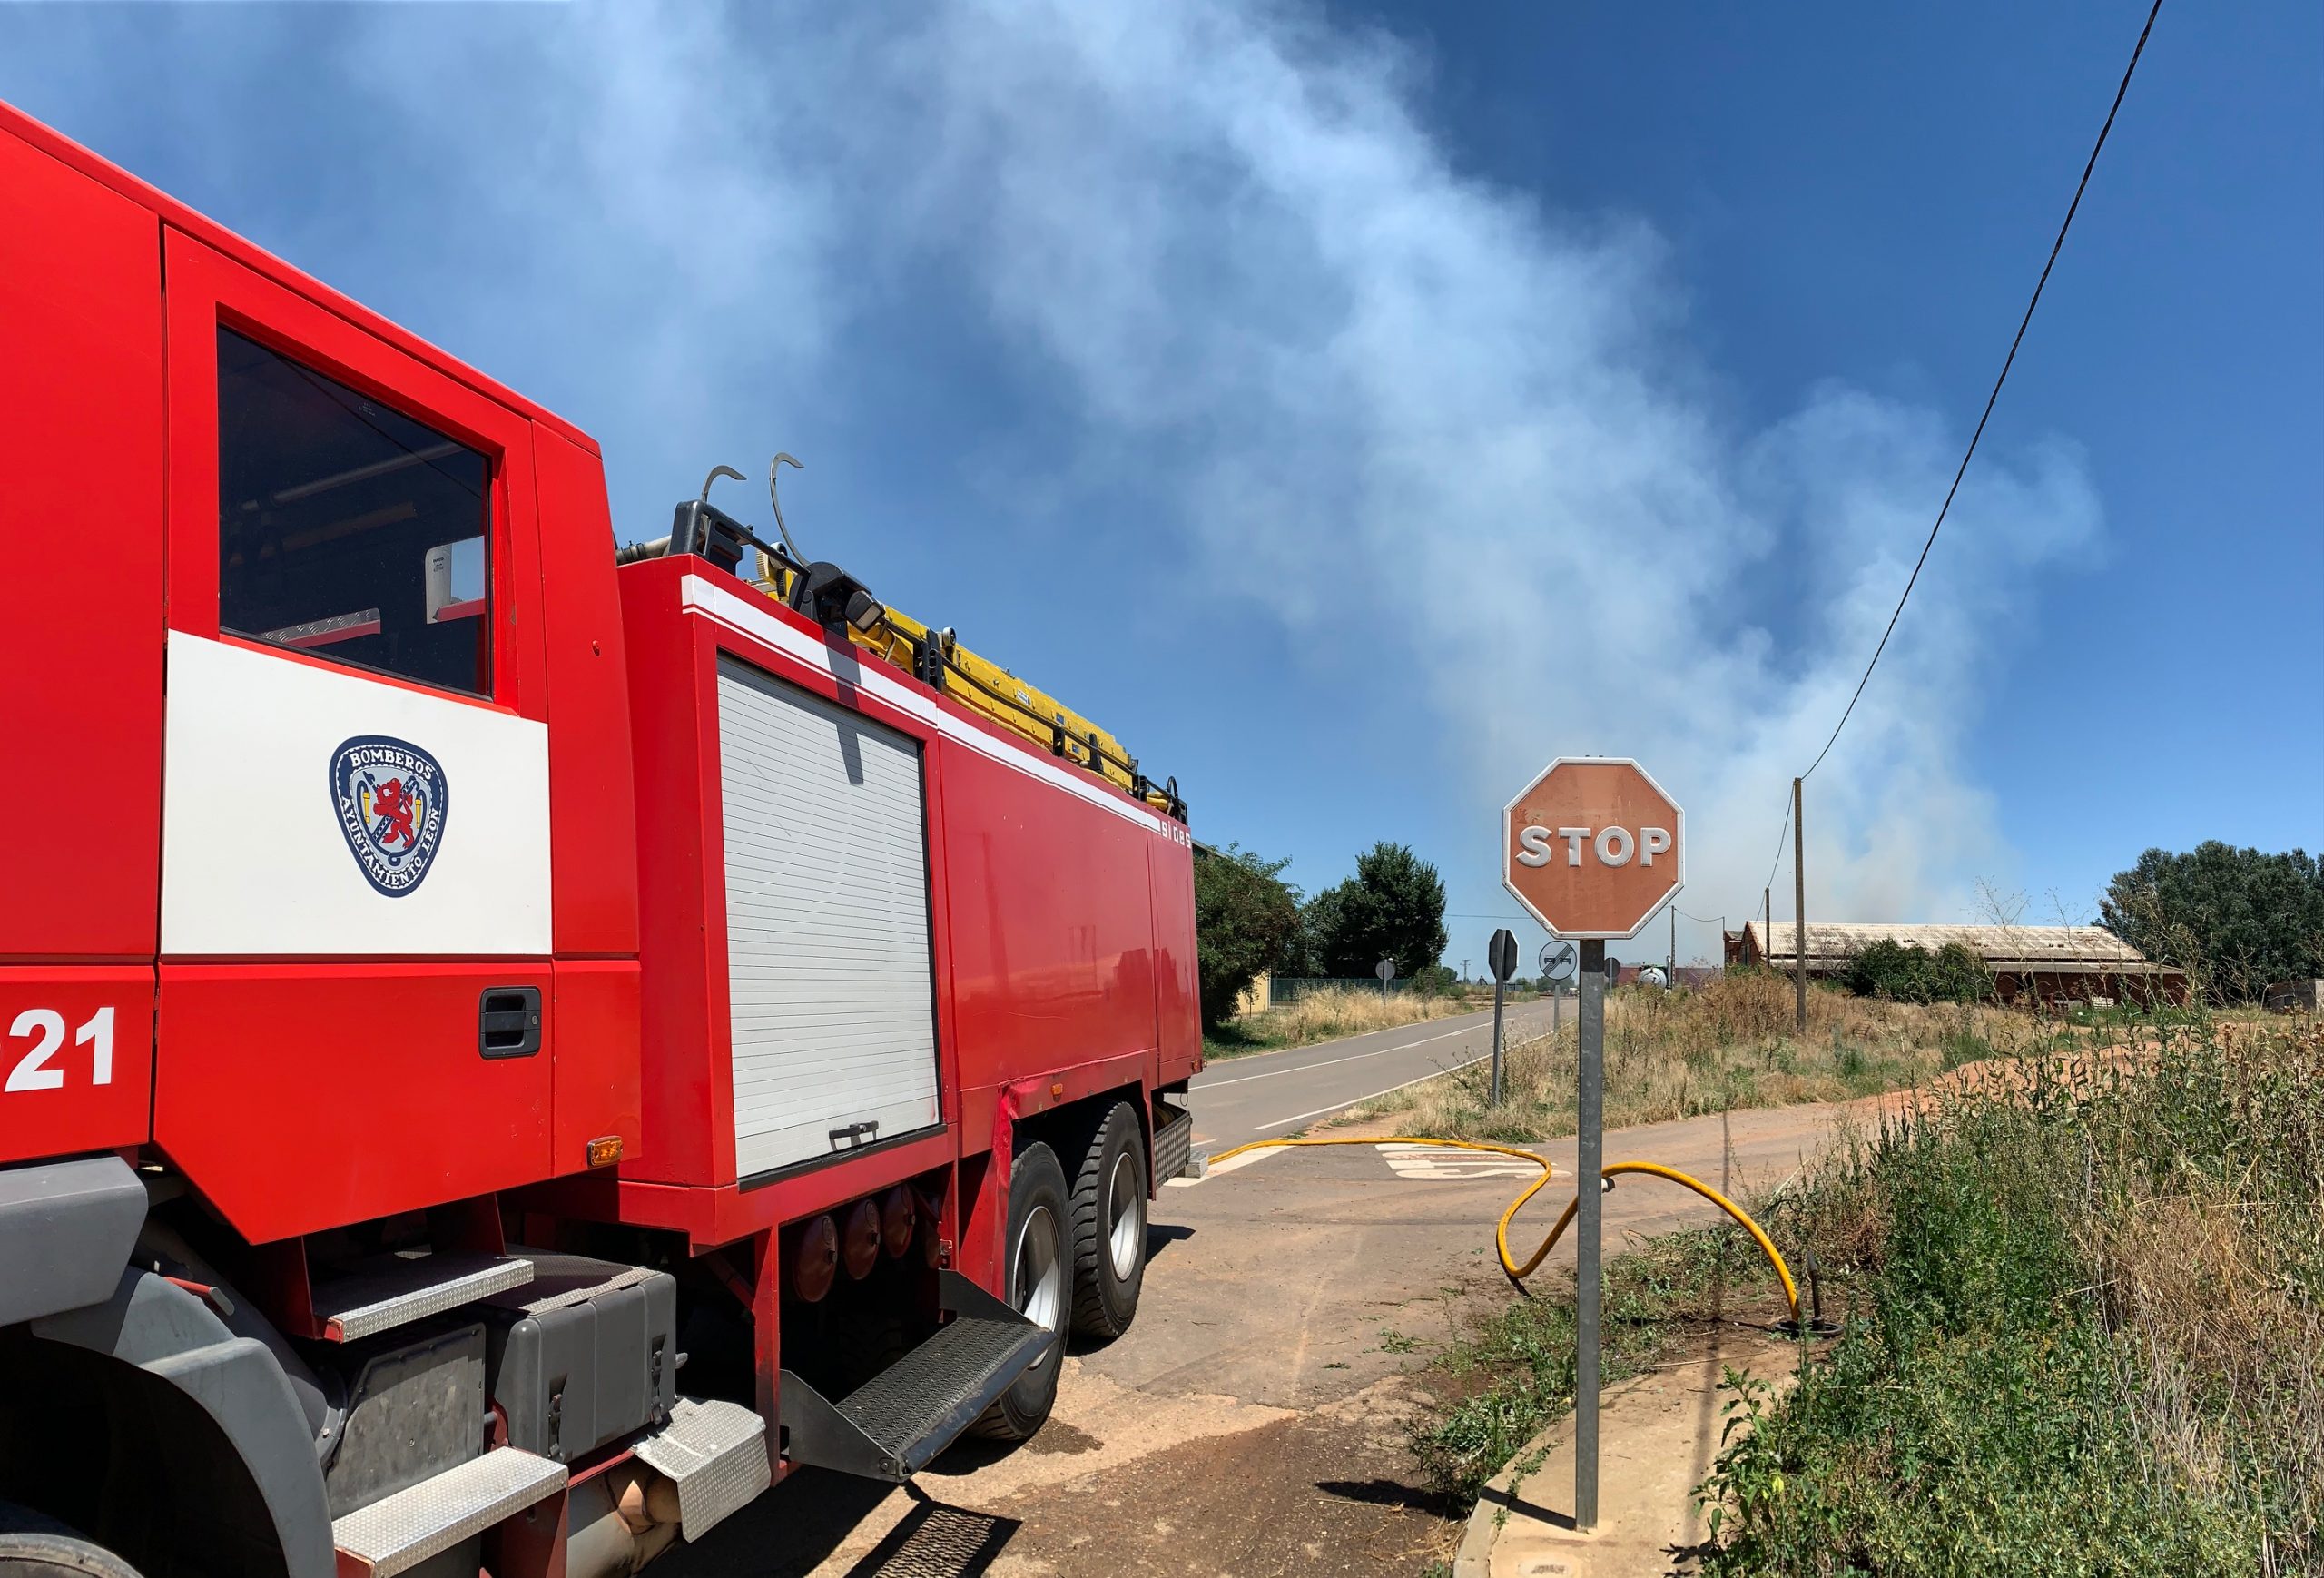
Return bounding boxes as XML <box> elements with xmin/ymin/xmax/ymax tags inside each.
<box><xmin>716</xmin><ymin>656</ymin><xmax>940</xmax><ymax>1177</ymax></box>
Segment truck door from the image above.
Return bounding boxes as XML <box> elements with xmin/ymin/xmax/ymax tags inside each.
<box><xmin>151</xmin><ymin>232</ymin><xmax>554</xmax><ymax>1243</ymax></box>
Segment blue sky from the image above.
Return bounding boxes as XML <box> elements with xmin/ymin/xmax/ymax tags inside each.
<box><xmin>5</xmin><ymin>1</ymin><xmax>2316</xmax><ymax>969</ymax></box>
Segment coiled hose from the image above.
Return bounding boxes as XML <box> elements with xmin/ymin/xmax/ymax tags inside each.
<box><xmin>1202</xmin><ymin>1135</ymin><xmax>1798</xmax><ymax>1320</ymax></box>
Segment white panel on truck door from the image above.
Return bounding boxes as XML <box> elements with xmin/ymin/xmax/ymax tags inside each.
<box><xmin>717</xmin><ymin>656</ymin><xmax>940</xmax><ymax>1177</ymax></box>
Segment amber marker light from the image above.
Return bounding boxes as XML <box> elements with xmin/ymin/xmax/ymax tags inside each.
<box><xmin>586</xmin><ymin>1135</ymin><xmax>624</xmax><ymax>1168</ymax></box>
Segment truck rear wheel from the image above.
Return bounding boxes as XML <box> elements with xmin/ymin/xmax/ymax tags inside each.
<box><xmin>970</xmin><ymin>1140</ymin><xmax>1069</xmax><ymax>1442</ymax></box>
<box><xmin>1068</xmin><ymin>1101</ymin><xmax>1147</xmax><ymax>1341</ymax></box>
<box><xmin>0</xmin><ymin>1504</ymin><xmax>143</xmax><ymax>1578</ymax></box>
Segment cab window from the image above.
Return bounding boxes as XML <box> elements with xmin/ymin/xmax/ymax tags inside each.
<box><xmin>217</xmin><ymin>328</ymin><xmax>493</xmax><ymax>696</ymax></box>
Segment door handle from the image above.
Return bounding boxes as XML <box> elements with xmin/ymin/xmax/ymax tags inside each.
<box><xmin>479</xmin><ymin>987</ymin><xmax>543</xmax><ymax>1059</ymax></box>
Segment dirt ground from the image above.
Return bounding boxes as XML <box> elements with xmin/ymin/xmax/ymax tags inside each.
<box><xmin>661</xmin><ymin>1100</ymin><xmax>1854</xmax><ymax>1578</ymax></box>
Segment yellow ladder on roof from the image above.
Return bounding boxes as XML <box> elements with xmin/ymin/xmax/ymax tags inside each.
<box><xmin>751</xmin><ymin>556</ymin><xmax>1182</xmax><ymax>820</ymax></box>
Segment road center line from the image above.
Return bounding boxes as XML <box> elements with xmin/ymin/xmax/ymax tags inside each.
<box><xmin>1251</xmin><ymin>1052</ymin><xmax>1492</xmax><ymax>1132</ymax></box>
<box><xmin>1196</xmin><ymin>1024</ymin><xmax>1473</xmax><ymax>1089</ymax></box>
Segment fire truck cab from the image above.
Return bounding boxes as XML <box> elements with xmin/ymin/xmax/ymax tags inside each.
<box><xmin>0</xmin><ymin>100</ymin><xmax>1200</xmax><ymax>1578</ymax></box>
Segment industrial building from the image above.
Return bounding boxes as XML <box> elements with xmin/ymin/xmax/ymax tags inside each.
<box><xmin>1725</xmin><ymin>921</ymin><xmax>2190</xmax><ymax>1007</ymax></box>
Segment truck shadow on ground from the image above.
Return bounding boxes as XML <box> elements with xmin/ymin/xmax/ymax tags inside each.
<box><xmin>835</xmin><ymin>1485</ymin><xmax>1018</xmax><ymax>1578</ymax></box>
<box><xmin>684</xmin><ymin>1472</ymin><xmax>1019</xmax><ymax>1578</ymax></box>
<box><xmin>1141</xmin><ymin>1220</ymin><xmax>1195</xmax><ymax>1263</ymax></box>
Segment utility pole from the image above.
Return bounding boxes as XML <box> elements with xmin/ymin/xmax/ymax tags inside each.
<box><xmin>1764</xmin><ymin>887</ymin><xmax>1771</xmax><ymax>965</ymax></box>
<box><xmin>1792</xmin><ymin>777</ymin><xmax>1807</xmax><ymax>1032</ymax></box>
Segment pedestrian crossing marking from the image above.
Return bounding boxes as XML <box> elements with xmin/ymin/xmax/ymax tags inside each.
<box><xmin>1374</xmin><ymin>1143</ymin><xmax>1549</xmax><ymax>1180</ymax></box>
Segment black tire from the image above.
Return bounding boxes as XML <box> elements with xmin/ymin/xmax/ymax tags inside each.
<box><xmin>969</xmin><ymin>1140</ymin><xmax>1069</xmax><ymax>1442</ymax></box>
<box><xmin>1068</xmin><ymin>1101</ymin><xmax>1147</xmax><ymax>1342</ymax></box>
<box><xmin>0</xmin><ymin>1504</ymin><xmax>143</xmax><ymax>1578</ymax></box>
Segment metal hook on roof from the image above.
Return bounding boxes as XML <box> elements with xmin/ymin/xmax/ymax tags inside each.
<box><xmin>698</xmin><ymin>464</ymin><xmax>746</xmax><ymax>506</ymax></box>
<box><xmin>768</xmin><ymin>453</ymin><xmax>807</xmax><ymax>564</ymax></box>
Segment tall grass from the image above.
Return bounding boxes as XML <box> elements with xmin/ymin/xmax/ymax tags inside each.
<box><xmin>1700</xmin><ymin>1016</ymin><xmax>2324</xmax><ymax>1575</ymax></box>
<box><xmin>1206</xmin><ymin>985</ymin><xmax>1483</xmax><ymax>1058</ymax></box>
<box><xmin>1347</xmin><ymin>971</ymin><xmax>2039</xmax><ymax>1141</ymax></box>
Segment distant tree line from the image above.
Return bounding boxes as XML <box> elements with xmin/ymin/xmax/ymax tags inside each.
<box><xmin>1191</xmin><ymin>840</ymin><xmax>1449</xmax><ymax>1029</ymax></box>
<box><xmin>2100</xmin><ymin>843</ymin><xmax>2324</xmax><ymax>1005</ymax></box>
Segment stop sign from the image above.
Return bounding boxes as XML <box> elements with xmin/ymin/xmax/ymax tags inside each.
<box><xmin>1502</xmin><ymin>757</ymin><xmax>1684</xmax><ymax>939</ymax></box>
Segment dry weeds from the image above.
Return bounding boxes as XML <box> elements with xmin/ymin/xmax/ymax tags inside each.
<box><xmin>1211</xmin><ymin>985</ymin><xmax>1484</xmax><ymax>1057</ymax></box>
<box><xmin>1343</xmin><ymin>971</ymin><xmax>2041</xmax><ymax>1141</ymax></box>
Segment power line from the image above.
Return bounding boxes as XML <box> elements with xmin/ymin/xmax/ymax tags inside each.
<box><xmin>1748</xmin><ymin>1</ymin><xmax>2162</xmax><ymax>932</ymax></box>
<box><xmin>1762</xmin><ymin>795</ymin><xmax>1793</xmax><ymax>897</ymax></box>
<box><xmin>1797</xmin><ymin>0</ymin><xmax>2162</xmax><ymax>784</ymax></box>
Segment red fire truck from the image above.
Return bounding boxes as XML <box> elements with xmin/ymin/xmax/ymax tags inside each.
<box><xmin>0</xmin><ymin>101</ymin><xmax>1202</xmax><ymax>1578</ymax></box>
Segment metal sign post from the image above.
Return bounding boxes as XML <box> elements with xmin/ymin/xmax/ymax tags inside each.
<box><xmin>1575</xmin><ymin>936</ymin><xmax>1607</xmax><ymax>1529</ymax></box>
<box><xmin>1487</xmin><ymin>929</ymin><xmax>1518</xmax><ymax>1104</ymax></box>
<box><xmin>1374</xmin><ymin>957</ymin><xmax>1394</xmax><ymax>1001</ymax></box>
<box><xmin>1540</xmin><ymin>938</ymin><xmax>1577</xmax><ymax>1040</ymax></box>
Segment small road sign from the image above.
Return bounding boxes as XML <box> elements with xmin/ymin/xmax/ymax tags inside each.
<box><xmin>1539</xmin><ymin>940</ymin><xmax>1578</xmax><ymax>981</ymax></box>
<box><xmin>1374</xmin><ymin>958</ymin><xmax>1394</xmax><ymax>981</ymax></box>
<box><xmin>1502</xmin><ymin>757</ymin><xmax>1685</xmax><ymax>940</ymax></box>
<box><xmin>1486</xmin><ymin>929</ymin><xmax>1518</xmax><ymax>1105</ymax></box>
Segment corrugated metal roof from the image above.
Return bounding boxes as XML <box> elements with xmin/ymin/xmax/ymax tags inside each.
<box><xmin>1739</xmin><ymin>921</ymin><xmax>2162</xmax><ymax>971</ymax></box>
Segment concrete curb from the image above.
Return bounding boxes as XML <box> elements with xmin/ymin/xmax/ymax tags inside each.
<box><xmin>1449</xmin><ymin>1346</ymin><xmax>1801</xmax><ymax>1578</ymax></box>
<box><xmin>1448</xmin><ymin>1396</ymin><xmax>1599</xmax><ymax>1578</ymax></box>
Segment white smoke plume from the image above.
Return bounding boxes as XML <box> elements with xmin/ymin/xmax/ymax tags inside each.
<box><xmin>3</xmin><ymin>1</ymin><xmax>2101</xmax><ymax>932</ymax></box>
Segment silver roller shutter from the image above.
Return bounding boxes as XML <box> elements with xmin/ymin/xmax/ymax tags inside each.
<box><xmin>716</xmin><ymin>656</ymin><xmax>940</xmax><ymax>1177</ymax></box>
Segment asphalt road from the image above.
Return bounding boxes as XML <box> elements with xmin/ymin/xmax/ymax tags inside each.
<box><xmin>1187</xmin><ymin>999</ymin><xmax>1561</xmax><ymax>1151</ymax></box>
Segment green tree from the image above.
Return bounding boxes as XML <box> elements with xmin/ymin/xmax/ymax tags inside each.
<box><xmin>2100</xmin><ymin>843</ymin><xmax>2324</xmax><ymax>1004</ymax></box>
<box><xmin>1275</xmin><ymin>885</ymin><xmax>1341</xmax><ymax>979</ymax></box>
<box><xmin>1310</xmin><ymin>842</ymin><xmax>1450</xmax><ymax>980</ymax></box>
<box><xmin>1192</xmin><ymin>843</ymin><xmax>1301</xmax><ymax>1029</ymax></box>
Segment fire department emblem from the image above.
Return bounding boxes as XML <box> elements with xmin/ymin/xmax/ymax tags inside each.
<box><xmin>328</xmin><ymin>735</ymin><xmax>449</xmax><ymax>897</ymax></box>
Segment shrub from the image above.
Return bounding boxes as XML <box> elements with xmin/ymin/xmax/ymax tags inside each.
<box><xmin>1700</xmin><ymin>1020</ymin><xmax>2323</xmax><ymax>1574</ymax></box>
<box><xmin>1839</xmin><ymin>939</ymin><xmax>1992</xmax><ymax>1004</ymax></box>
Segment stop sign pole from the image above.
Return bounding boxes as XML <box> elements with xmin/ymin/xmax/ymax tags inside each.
<box><xmin>1501</xmin><ymin>758</ymin><xmax>1684</xmax><ymax>1533</ymax></box>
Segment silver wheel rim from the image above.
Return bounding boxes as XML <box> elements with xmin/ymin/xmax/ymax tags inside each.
<box><xmin>1106</xmin><ymin>1150</ymin><xmax>1144</xmax><ymax>1280</ymax></box>
<box><xmin>1013</xmin><ymin>1202</ymin><xmax>1064</xmax><ymax>1368</ymax></box>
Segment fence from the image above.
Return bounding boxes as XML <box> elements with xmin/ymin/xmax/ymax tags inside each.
<box><xmin>1264</xmin><ymin>975</ymin><xmax>1416</xmax><ymax>1006</ymax></box>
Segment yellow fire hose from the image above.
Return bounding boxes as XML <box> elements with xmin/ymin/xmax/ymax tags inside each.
<box><xmin>1203</xmin><ymin>1136</ymin><xmax>1799</xmax><ymax>1321</ymax></box>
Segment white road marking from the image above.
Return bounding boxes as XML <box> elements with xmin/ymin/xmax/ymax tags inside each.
<box><xmin>1250</xmin><ymin>1053</ymin><xmax>1492</xmax><ymax>1132</ymax></box>
<box><xmin>1165</xmin><ymin>1147</ymin><xmax>1278</xmax><ymax>1186</ymax></box>
<box><xmin>1374</xmin><ymin>1143</ymin><xmax>1546</xmax><ymax>1179</ymax></box>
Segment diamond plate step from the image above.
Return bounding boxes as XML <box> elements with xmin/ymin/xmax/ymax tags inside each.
<box><xmin>780</xmin><ymin>1269</ymin><xmax>1050</xmax><ymax>1482</ymax></box>
<box><xmin>634</xmin><ymin>1397</ymin><xmax>771</xmax><ymax>1541</ymax></box>
<box><xmin>331</xmin><ymin>1447</ymin><xmax>566</xmax><ymax>1576</ymax></box>
<box><xmin>311</xmin><ymin>1252</ymin><xmax>535</xmax><ymax>1342</ymax></box>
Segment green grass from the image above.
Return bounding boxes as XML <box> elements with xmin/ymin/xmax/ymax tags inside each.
<box><xmin>1699</xmin><ymin>1016</ymin><xmax>2321</xmax><ymax>1576</ymax></box>
<box><xmin>1413</xmin><ymin>1222</ymin><xmax>1787</xmax><ymax>1502</ymax></box>
<box><xmin>1200</xmin><ymin>1018</ymin><xmax>1293</xmax><ymax>1060</ymax></box>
